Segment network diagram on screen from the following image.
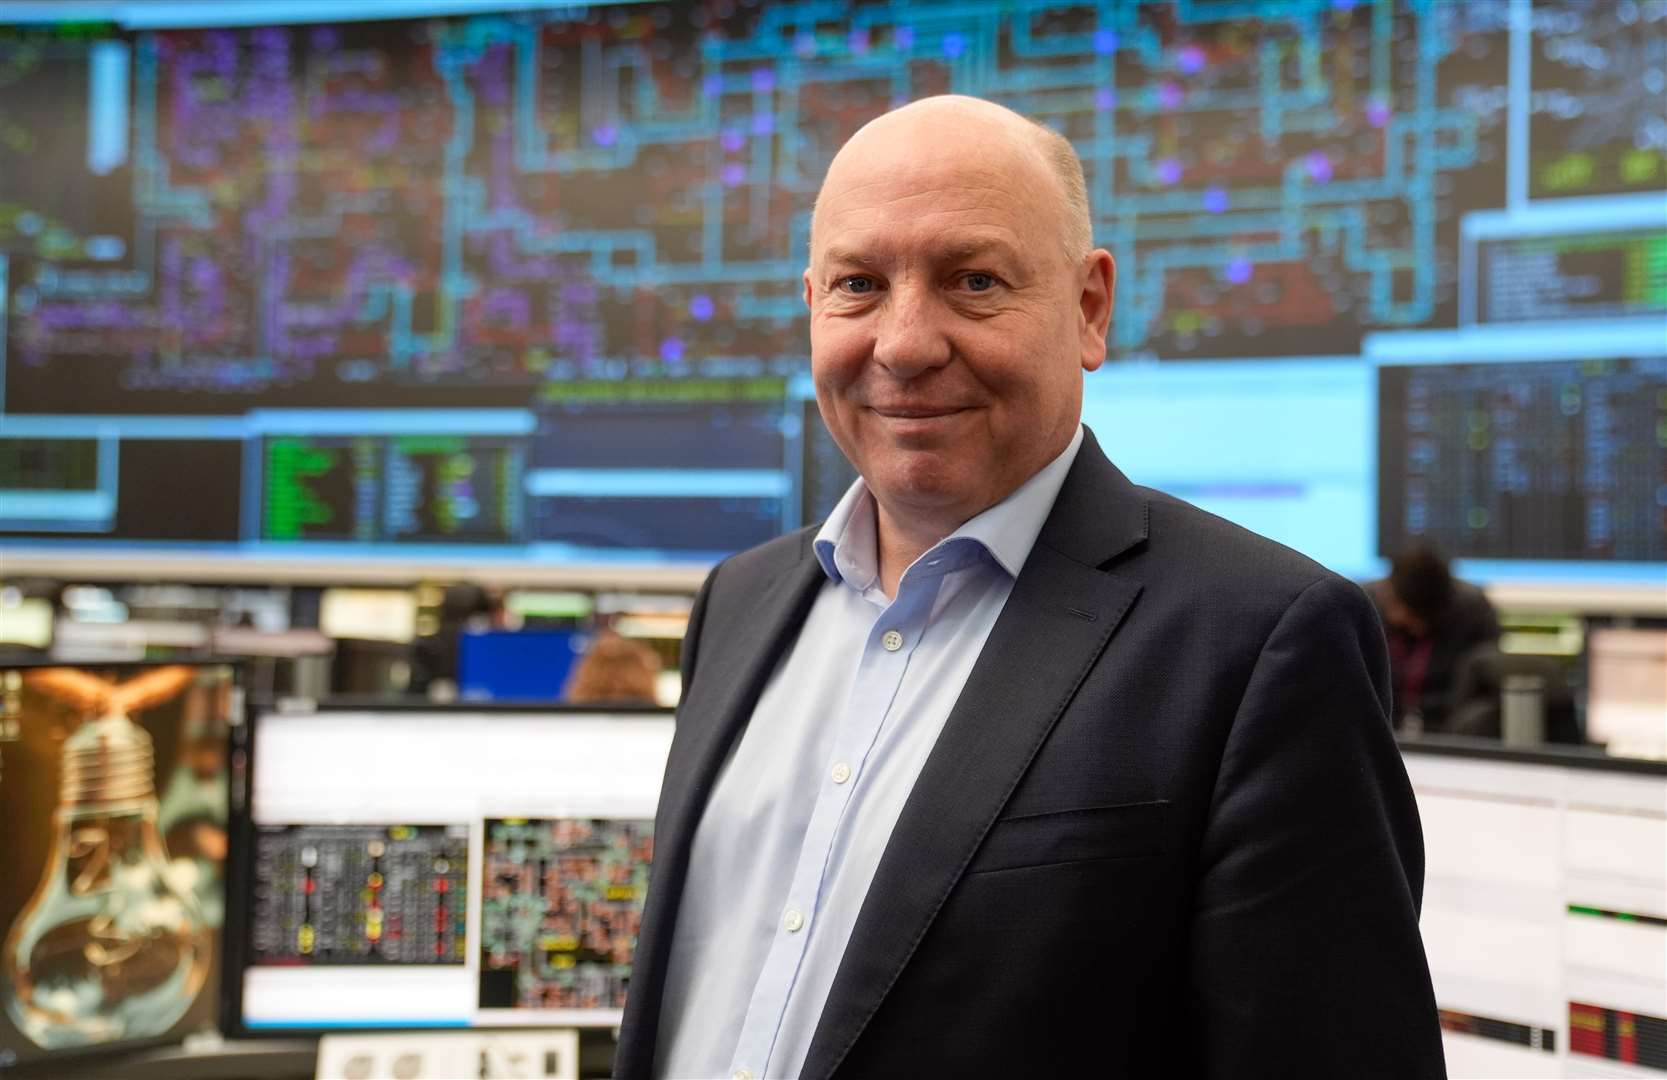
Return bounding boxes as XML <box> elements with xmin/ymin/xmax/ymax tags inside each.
<box><xmin>230</xmin><ymin>708</ymin><xmax>671</xmax><ymax>1031</ymax></box>
<box><xmin>1</xmin><ymin>0</ymin><xmax>1662</xmax><ymax>577</ymax></box>
<box><xmin>478</xmin><ymin>818</ymin><xmax>652</xmax><ymax>1011</ymax></box>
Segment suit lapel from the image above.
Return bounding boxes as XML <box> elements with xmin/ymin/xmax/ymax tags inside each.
<box><xmin>657</xmin><ymin>550</ymin><xmax>827</xmax><ymax>860</ymax></box>
<box><xmin>620</xmin><ymin>535</ymin><xmax>826</xmax><ymax>1078</ymax></box>
<box><xmin>800</xmin><ymin>430</ymin><xmax>1149</xmax><ymax>1080</ymax></box>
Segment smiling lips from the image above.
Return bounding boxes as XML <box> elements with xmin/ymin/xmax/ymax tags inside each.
<box><xmin>869</xmin><ymin>405</ymin><xmax>972</xmax><ymax>419</ymax></box>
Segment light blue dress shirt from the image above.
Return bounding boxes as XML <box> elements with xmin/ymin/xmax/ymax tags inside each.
<box><xmin>653</xmin><ymin>427</ymin><xmax>1084</xmax><ymax>1080</ymax></box>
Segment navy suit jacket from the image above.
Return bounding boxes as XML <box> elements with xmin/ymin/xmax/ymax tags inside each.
<box><xmin>617</xmin><ymin>428</ymin><xmax>1444</xmax><ymax>1079</ymax></box>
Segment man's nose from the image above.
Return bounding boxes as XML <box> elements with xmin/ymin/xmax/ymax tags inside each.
<box><xmin>870</xmin><ymin>283</ymin><xmax>952</xmax><ymax>380</ymax></box>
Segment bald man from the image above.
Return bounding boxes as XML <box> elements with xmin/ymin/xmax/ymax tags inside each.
<box><xmin>616</xmin><ymin>96</ymin><xmax>1443</xmax><ymax>1080</ymax></box>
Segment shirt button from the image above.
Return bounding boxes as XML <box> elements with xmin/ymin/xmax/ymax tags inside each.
<box><xmin>733</xmin><ymin>1070</ymin><xmax>753</xmax><ymax>1080</ymax></box>
<box><xmin>830</xmin><ymin>761</ymin><xmax>852</xmax><ymax>784</ymax></box>
<box><xmin>783</xmin><ymin>908</ymin><xmax>805</xmax><ymax>933</ymax></box>
<box><xmin>881</xmin><ymin>629</ymin><xmax>904</xmax><ymax>651</ymax></box>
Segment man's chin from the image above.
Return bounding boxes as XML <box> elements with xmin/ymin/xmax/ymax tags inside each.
<box><xmin>862</xmin><ymin>462</ymin><xmax>987</xmax><ymax>521</ymax></box>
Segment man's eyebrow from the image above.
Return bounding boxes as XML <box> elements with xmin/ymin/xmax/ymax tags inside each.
<box><xmin>930</xmin><ymin>237</ymin><xmax>1023</xmax><ymax>263</ymax></box>
<box><xmin>819</xmin><ymin>246</ymin><xmax>881</xmax><ymax>269</ymax></box>
<box><xmin>818</xmin><ymin>237</ymin><xmax>1024</xmax><ymax>269</ymax></box>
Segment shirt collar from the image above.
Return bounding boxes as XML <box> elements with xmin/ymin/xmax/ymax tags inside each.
<box><xmin>813</xmin><ymin>425</ymin><xmax>1085</xmax><ymax>591</ymax></box>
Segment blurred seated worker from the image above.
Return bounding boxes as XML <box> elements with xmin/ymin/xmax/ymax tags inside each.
<box><xmin>1369</xmin><ymin>544</ymin><xmax>1501</xmax><ymax>733</ymax></box>
<box><xmin>411</xmin><ymin>583</ymin><xmax>497</xmax><ymax>698</ymax></box>
<box><xmin>562</xmin><ymin>631</ymin><xmax>661</xmax><ymax>706</ymax></box>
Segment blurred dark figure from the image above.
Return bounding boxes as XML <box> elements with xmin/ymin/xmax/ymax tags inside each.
<box><xmin>1369</xmin><ymin>545</ymin><xmax>1501</xmax><ymax>732</ymax></box>
<box><xmin>411</xmin><ymin>583</ymin><xmax>496</xmax><ymax>696</ymax></box>
<box><xmin>563</xmin><ymin>632</ymin><xmax>661</xmax><ymax>706</ymax></box>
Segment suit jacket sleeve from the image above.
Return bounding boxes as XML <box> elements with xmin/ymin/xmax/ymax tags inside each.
<box><xmin>1183</xmin><ymin>575</ymin><xmax>1445</xmax><ymax>1078</ymax></box>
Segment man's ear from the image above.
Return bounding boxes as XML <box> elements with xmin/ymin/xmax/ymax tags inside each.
<box><xmin>1079</xmin><ymin>249</ymin><xmax>1115</xmax><ymax>372</ymax></box>
<box><xmin>803</xmin><ymin>268</ymin><xmax>815</xmax><ymax>310</ymax></box>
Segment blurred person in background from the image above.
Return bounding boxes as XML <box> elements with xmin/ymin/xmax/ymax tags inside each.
<box><xmin>411</xmin><ymin>583</ymin><xmax>498</xmax><ymax>698</ymax></box>
<box><xmin>1370</xmin><ymin>544</ymin><xmax>1501</xmax><ymax>733</ymax></box>
<box><xmin>563</xmin><ymin>631</ymin><xmax>661</xmax><ymax>706</ymax></box>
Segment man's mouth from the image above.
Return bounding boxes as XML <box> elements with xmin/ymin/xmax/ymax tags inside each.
<box><xmin>869</xmin><ymin>406</ymin><xmax>970</xmax><ymax>419</ymax></box>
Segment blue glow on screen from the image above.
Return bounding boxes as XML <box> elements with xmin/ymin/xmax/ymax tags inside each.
<box><xmin>1085</xmin><ymin>360</ymin><xmax>1379</xmax><ymax>579</ymax></box>
<box><xmin>0</xmin><ymin>0</ymin><xmax>1662</xmax><ymax>583</ymax></box>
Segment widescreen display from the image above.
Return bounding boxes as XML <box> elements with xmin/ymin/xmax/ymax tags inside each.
<box><xmin>0</xmin><ymin>0</ymin><xmax>1662</xmax><ymax>579</ymax></box>
<box><xmin>225</xmin><ymin>706</ymin><xmax>673</xmax><ymax>1032</ymax></box>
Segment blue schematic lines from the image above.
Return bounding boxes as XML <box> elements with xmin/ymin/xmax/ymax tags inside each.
<box><xmin>3</xmin><ymin>0</ymin><xmax>1537</xmax><ymax>397</ymax></box>
<box><xmin>0</xmin><ymin>0</ymin><xmax>1661</xmax><ymax>572</ymax></box>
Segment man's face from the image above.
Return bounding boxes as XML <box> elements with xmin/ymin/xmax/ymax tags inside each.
<box><xmin>1373</xmin><ymin>581</ymin><xmax>1429</xmax><ymax>637</ymax></box>
<box><xmin>804</xmin><ymin>116</ymin><xmax>1113</xmax><ymax>530</ymax></box>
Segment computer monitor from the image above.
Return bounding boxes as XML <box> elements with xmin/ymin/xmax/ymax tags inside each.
<box><xmin>1586</xmin><ymin>627</ymin><xmax>1667</xmax><ymax>760</ymax></box>
<box><xmin>318</xmin><ymin>589</ymin><xmax>418</xmax><ymax>645</ymax></box>
<box><xmin>0</xmin><ymin>597</ymin><xmax>53</xmax><ymax>650</ymax></box>
<box><xmin>502</xmin><ymin>591</ymin><xmax>594</xmax><ymax>628</ymax></box>
<box><xmin>457</xmin><ymin>630</ymin><xmax>585</xmax><ymax>702</ymax></box>
<box><xmin>0</xmin><ymin>661</ymin><xmax>237</xmax><ymax>1071</ymax></box>
<box><xmin>223</xmin><ymin>703</ymin><xmax>673</xmax><ymax>1035</ymax></box>
<box><xmin>4</xmin><ymin>2</ymin><xmax>1665</xmax><ymax>588</ymax></box>
<box><xmin>1404</xmin><ymin>744</ymin><xmax>1667</xmax><ymax>1076</ymax></box>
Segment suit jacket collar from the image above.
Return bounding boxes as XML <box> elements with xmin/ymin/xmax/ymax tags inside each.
<box><xmin>1034</xmin><ymin>425</ymin><xmax>1150</xmax><ymax>569</ymax></box>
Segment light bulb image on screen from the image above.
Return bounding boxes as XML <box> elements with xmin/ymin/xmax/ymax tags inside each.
<box><xmin>1</xmin><ymin>667</ymin><xmax>220</xmax><ymax>1054</ymax></box>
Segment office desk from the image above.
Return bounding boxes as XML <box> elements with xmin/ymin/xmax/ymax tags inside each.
<box><xmin>1402</xmin><ymin>736</ymin><xmax>1666</xmax><ymax>1078</ymax></box>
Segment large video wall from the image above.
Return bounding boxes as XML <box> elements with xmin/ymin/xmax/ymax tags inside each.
<box><xmin>1</xmin><ymin>0</ymin><xmax>1662</xmax><ymax>578</ymax></box>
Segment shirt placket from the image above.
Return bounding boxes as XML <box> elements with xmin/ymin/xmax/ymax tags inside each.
<box><xmin>725</xmin><ymin>572</ymin><xmax>945</xmax><ymax>1080</ymax></box>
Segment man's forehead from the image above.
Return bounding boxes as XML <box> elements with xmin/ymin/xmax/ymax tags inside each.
<box><xmin>813</xmin><ymin>168</ymin><xmax>1045</xmax><ymax>261</ymax></box>
<box><xmin>811</xmin><ymin>111</ymin><xmax>1062</xmax><ymax>261</ymax></box>
<box><xmin>822</xmin><ymin>140</ymin><xmax>1030</xmax><ymax>204</ymax></box>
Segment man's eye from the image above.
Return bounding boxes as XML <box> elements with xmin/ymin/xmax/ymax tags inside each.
<box><xmin>837</xmin><ymin>276</ymin><xmax>876</xmax><ymax>294</ymax></box>
<box><xmin>962</xmin><ymin>272</ymin><xmax>998</xmax><ymax>292</ymax></box>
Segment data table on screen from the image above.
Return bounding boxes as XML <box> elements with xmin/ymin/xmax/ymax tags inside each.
<box><xmin>1406</xmin><ymin>749</ymin><xmax>1667</xmax><ymax>1078</ymax></box>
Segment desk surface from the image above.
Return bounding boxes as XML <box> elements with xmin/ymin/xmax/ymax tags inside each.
<box><xmin>1400</xmin><ymin>732</ymin><xmax>1667</xmax><ymax>776</ymax></box>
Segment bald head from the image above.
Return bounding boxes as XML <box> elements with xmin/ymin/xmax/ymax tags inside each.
<box><xmin>812</xmin><ymin>95</ymin><xmax>1093</xmax><ymax>262</ymax></box>
<box><xmin>800</xmin><ymin>92</ymin><xmax>1117</xmax><ymax>565</ymax></box>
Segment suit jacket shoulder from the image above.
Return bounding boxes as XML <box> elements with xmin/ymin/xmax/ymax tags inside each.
<box><xmin>1135</xmin><ymin>485</ymin><xmax>1346</xmax><ymax>605</ymax></box>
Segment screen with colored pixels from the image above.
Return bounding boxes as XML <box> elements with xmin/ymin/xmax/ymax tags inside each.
<box><xmin>1</xmin><ymin>1</ymin><xmax>1661</xmax><ymax>579</ymax></box>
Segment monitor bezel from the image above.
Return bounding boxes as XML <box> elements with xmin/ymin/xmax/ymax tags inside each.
<box><xmin>219</xmin><ymin>698</ymin><xmax>675</xmax><ymax>1041</ymax></box>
